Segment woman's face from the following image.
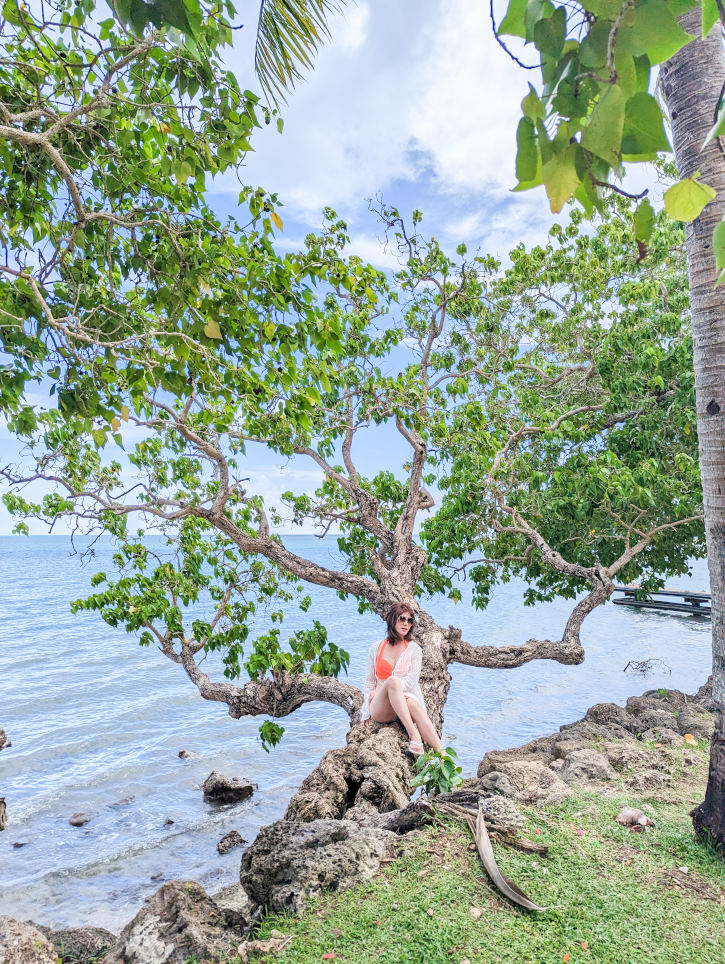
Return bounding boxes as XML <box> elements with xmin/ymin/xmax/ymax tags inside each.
<box><xmin>396</xmin><ymin>611</ymin><xmax>414</xmax><ymax>635</ymax></box>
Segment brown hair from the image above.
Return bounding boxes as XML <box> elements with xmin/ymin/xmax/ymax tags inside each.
<box><xmin>385</xmin><ymin>603</ymin><xmax>415</xmax><ymax>644</ymax></box>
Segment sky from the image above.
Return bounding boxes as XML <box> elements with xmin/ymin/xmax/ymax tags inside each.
<box><xmin>0</xmin><ymin>1</ymin><xmax>663</xmax><ymax>534</ymax></box>
<box><xmin>221</xmin><ymin>0</ymin><xmax>558</xmax><ymax>261</ymax></box>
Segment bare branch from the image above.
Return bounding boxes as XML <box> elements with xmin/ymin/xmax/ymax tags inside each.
<box><xmin>178</xmin><ymin>642</ymin><xmax>363</xmax><ymax>723</ymax></box>
<box><xmin>446</xmin><ymin>577</ymin><xmax>613</xmax><ymax>670</ymax></box>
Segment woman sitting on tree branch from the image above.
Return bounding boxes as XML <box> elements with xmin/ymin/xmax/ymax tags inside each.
<box><xmin>361</xmin><ymin>603</ymin><xmax>443</xmax><ymax>756</ymax></box>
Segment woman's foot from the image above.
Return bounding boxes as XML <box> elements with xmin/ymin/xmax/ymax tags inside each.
<box><xmin>407</xmin><ymin>727</ymin><xmax>424</xmax><ymax>756</ymax></box>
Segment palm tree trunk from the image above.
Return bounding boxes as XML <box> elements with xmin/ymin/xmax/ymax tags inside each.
<box><xmin>662</xmin><ymin>13</ymin><xmax>725</xmax><ymax>852</ymax></box>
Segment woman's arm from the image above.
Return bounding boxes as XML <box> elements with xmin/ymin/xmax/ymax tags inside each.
<box><xmin>399</xmin><ymin>643</ymin><xmax>422</xmax><ymax>697</ymax></box>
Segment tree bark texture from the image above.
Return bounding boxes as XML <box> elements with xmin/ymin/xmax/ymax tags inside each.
<box><xmin>662</xmin><ymin>14</ymin><xmax>725</xmax><ymax>852</ymax></box>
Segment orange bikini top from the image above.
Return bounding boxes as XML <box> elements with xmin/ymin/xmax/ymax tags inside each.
<box><xmin>376</xmin><ymin>638</ymin><xmax>408</xmax><ymax>680</ymax></box>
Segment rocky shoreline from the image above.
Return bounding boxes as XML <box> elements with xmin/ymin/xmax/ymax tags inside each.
<box><xmin>0</xmin><ymin>679</ymin><xmax>715</xmax><ymax>964</ymax></box>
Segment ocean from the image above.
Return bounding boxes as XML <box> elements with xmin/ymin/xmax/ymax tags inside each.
<box><xmin>0</xmin><ymin>535</ymin><xmax>712</xmax><ymax>930</ymax></box>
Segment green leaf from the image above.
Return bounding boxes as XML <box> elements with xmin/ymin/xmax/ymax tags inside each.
<box><xmin>579</xmin><ymin>20</ymin><xmax>610</xmax><ymax>69</ymax></box>
<box><xmin>92</xmin><ymin>428</ymin><xmax>107</xmax><ymax>447</ymax></box>
<box><xmin>533</xmin><ymin>6</ymin><xmax>566</xmax><ymax>59</ymax></box>
<box><xmin>581</xmin><ymin>84</ymin><xmax>625</xmax><ymax>167</ymax></box>
<box><xmin>579</xmin><ymin>0</ymin><xmax>622</xmax><ymax>16</ymax></box>
<box><xmin>633</xmin><ymin>199</ymin><xmax>655</xmax><ymax>242</ymax></box>
<box><xmin>525</xmin><ymin>0</ymin><xmax>554</xmax><ymax>39</ymax></box>
<box><xmin>498</xmin><ymin>0</ymin><xmax>528</xmax><ymax>37</ymax></box>
<box><xmin>613</xmin><ymin>46</ymin><xmax>637</xmax><ymax>100</ymax></box>
<box><xmin>175</xmin><ymin>161</ymin><xmax>194</xmax><ymax>184</ymax></box>
<box><xmin>664</xmin><ymin>174</ymin><xmax>717</xmax><ymax>222</ymax></box>
<box><xmin>702</xmin><ymin>0</ymin><xmax>719</xmax><ymax>37</ymax></box>
<box><xmin>259</xmin><ymin>720</ymin><xmax>284</xmax><ymax>751</ymax></box>
<box><xmin>713</xmin><ymin>218</ymin><xmax>725</xmax><ymax>287</ymax></box>
<box><xmin>515</xmin><ymin>118</ymin><xmax>539</xmax><ymax>182</ymax></box>
<box><xmin>204</xmin><ymin>319</ymin><xmax>223</xmax><ymax>339</ymax></box>
<box><xmin>521</xmin><ymin>86</ymin><xmax>544</xmax><ymax>121</ymax></box>
<box><xmin>542</xmin><ymin>143</ymin><xmax>580</xmax><ymax>213</ymax></box>
<box><xmin>621</xmin><ymin>93</ymin><xmax>671</xmax><ymax>158</ymax></box>
<box><xmin>630</xmin><ymin>0</ymin><xmax>696</xmax><ymax>65</ymax></box>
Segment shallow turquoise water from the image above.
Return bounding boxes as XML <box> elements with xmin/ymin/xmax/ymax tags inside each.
<box><xmin>0</xmin><ymin>536</ymin><xmax>712</xmax><ymax>929</ymax></box>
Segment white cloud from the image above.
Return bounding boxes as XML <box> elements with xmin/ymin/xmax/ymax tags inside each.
<box><xmin>226</xmin><ymin>3</ymin><xmax>517</xmax><ymax>213</ymax></box>
<box><xmin>407</xmin><ymin>5</ymin><xmax>528</xmax><ymax>194</ymax></box>
<box><xmin>215</xmin><ymin>0</ymin><xmax>562</xmax><ymax>263</ymax></box>
<box><xmin>334</xmin><ymin>2</ymin><xmax>371</xmax><ymax>52</ymax></box>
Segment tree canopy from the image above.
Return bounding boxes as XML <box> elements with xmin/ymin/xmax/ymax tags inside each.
<box><xmin>2</xmin><ymin>189</ymin><xmax>703</xmax><ymax>754</ymax></box>
<box><xmin>496</xmin><ymin>0</ymin><xmax>725</xmax><ymax>279</ymax></box>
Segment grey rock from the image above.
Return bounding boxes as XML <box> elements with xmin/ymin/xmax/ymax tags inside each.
<box><xmin>202</xmin><ymin>771</ymin><xmax>254</xmax><ymax>805</ymax></box>
<box><xmin>240</xmin><ymin>818</ymin><xmax>392</xmax><ymax>916</ymax></box>
<box><xmin>477</xmin><ymin>771</ymin><xmax>517</xmax><ymax>797</ymax></box>
<box><xmin>177</xmin><ymin>750</ymin><xmax>191</xmax><ymax>759</ymax></box>
<box><xmin>694</xmin><ymin>676</ymin><xmax>714</xmax><ymax>712</ymax></box>
<box><xmin>476</xmin><ymin>735</ymin><xmax>554</xmax><ymax>778</ymax></box>
<box><xmin>560</xmin><ymin>749</ymin><xmax>618</xmax><ymax>785</ymax></box>
<box><xmin>640</xmin><ymin>727</ymin><xmax>684</xmax><ymax>746</ymax></box>
<box><xmin>605</xmin><ymin>743</ymin><xmax>659</xmax><ymax>773</ymax></box>
<box><xmin>0</xmin><ymin>916</ymin><xmax>57</xmax><ymax>964</ymax></box>
<box><xmin>675</xmin><ymin>706</ymin><xmax>714</xmax><ymax>740</ymax></box>
<box><xmin>482</xmin><ymin>760</ymin><xmax>570</xmax><ymax>805</ymax></box>
<box><xmin>103</xmin><ymin>880</ymin><xmax>248</xmax><ymax>964</ymax></box>
<box><xmin>625</xmin><ymin>696</ymin><xmax>683</xmax><ymax>735</ymax></box>
<box><xmin>625</xmin><ymin>768</ymin><xmax>672</xmax><ymax>792</ymax></box>
<box><xmin>38</xmin><ymin>924</ymin><xmax>116</xmax><ymax>963</ymax></box>
<box><xmin>211</xmin><ymin>883</ymin><xmax>252</xmax><ymax>917</ymax></box>
<box><xmin>583</xmin><ymin>702</ymin><xmax>634</xmax><ymax>731</ymax></box>
<box><xmin>0</xmin><ymin>727</ymin><xmax>10</xmax><ymax>751</ymax></box>
<box><xmin>478</xmin><ymin>796</ymin><xmax>525</xmax><ymax>833</ymax></box>
<box><xmin>641</xmin><ymin>688</ymin><xmax>690</xmax><ymax>710</ymax></box>
<box><xmin>551</xmin><ymin>738</ymin><xmax>591</xmax><ymax>760</ymax></box>
<box><xmin>559</xmin><ymin>719</ymin><xmax>634</xmax><ymax>742</ymax></box>
<box><xmin>217</xmin><ymin>830</ymin><xmax>246</xmax><ymax>855</ymax></box>
<box><xmin>69</xmin><ymin>813</ymin><xmax>90</xmax><ymax>827</ymax></box>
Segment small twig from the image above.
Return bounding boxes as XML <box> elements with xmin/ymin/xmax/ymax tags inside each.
<box><xmin>489</xmin><ymin>0</ymin><xmax>540</xmax><ymax>70</ymax></box>
<box><xmin>589</xmin><ymin>177</ymin><xmax>649</xmax><ymax>201</ymax></box>
<box><xmin>623</xmin><ymin>657</ymin><xmax>672</xmax><ymax>674</ymax></box>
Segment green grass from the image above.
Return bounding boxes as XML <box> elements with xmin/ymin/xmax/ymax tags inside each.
<box><xmin>247</xmin><ymin>748</ymin><xmax>724</xmax><ymax>964</ymax></box>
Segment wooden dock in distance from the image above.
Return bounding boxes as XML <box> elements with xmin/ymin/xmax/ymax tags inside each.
<box><xmin>613</xmin><ymin>586</ymin><xmax>711</xmax><ymax>616</ymax></box>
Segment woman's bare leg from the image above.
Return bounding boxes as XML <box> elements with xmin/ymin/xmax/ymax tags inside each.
<box><xmin>406</xmin><ymin>697</ymin><xmax>443</xmax><ymax>751</ymax></box>
<box><xmin>369</xmin><ymin>677</ymin><xmax>421</xmax><ymax>743</ymax></box>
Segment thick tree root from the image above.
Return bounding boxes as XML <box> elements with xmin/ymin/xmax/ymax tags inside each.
<box><xmin>355</xmin><ymin>789</ymin><xmax>548</xmax><ymax>855</ymax></box>
<box><xmin>285</xmin><ymin>722</ymin><xmax>413</xmax><ymax>822</ymax></box>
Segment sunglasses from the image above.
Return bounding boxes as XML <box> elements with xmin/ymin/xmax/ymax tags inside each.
<box><xmin>397</xmin><ymin>615</ymin><xmax>414</xmax><ymax>624</ymax></box>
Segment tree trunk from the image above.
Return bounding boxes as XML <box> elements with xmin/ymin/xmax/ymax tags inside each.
<box><xmin>662</xmin><ymin>14</ymin><xmax>725</xmax><ymax>852</ymax></box>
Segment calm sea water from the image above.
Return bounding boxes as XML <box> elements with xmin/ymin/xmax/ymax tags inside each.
<box><xmin>0</xmin><ymin>536</ymin><xmax>712</xmax><ymax>930</ymax></box>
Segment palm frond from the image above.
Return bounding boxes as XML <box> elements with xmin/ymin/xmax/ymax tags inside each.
<box><xmin>255</xmin><ymin>0</ymin><xmax>348</xmax><ymax>106</ymax></box>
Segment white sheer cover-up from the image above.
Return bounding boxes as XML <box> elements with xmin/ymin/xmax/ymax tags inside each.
<box><xmin>360</xmin><ymin>638</ymin><xmax>426</xmax><ymax>722</ymax></box>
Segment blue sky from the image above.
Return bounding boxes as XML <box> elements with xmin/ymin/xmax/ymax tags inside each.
<box><xmin>0</xmin><ymin>1</ymin><xmax>663</xmax><ymax>534</ymax></box>
<box><xmin>219</xmin><ymin>1</ymin><xmax>559</xmax><ymax>260</ymax></box>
